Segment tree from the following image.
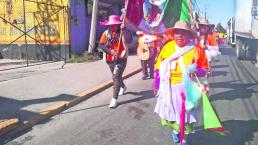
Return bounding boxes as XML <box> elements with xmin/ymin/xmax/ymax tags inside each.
<box><xmin>216</xmin><ymin>23</ymin><xmax>226</xmax><ymax>33</ymax></box>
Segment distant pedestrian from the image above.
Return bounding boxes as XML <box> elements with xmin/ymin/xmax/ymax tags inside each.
<box><xmin>218</xmin><ymin>32</ymin><xmax>225</xmax><ymax>47</ymax></box>
<box><xmin>136</xmin><ymin>31</ymin><xmax>159</xmax><ymax>80</ymax></box>
<box><xmin>99</xmin><ymin>15</ymin><xmax>129</xmax><ymax>108</ymax></box>
<box><xmin>198</xmin><ymin>19</ymin><xmax>221</xmax><ymax>65</ymax></box>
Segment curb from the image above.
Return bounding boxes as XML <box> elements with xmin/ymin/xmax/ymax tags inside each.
<box><xmin>0</xmin><ymin>119</ymin><xmax>20</xmax><ymax>136</ymax></box>
<box><xmin>0</xmin><ymin>67</ymin><xmax>142</xmax><ymax>140</ymax></box>
<box><xmin>68</xmin><ymin>67</ymin><xmax>142</xmax><ymax>108</ymax></box>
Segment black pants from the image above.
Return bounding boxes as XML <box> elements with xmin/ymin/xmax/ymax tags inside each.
<box><xmin>107</xmin><ymin>59</ymin><xmax>127</xmax><ymax>99</ymax></box>
<box><xmin>141</xmin><ymin>50</ymin><xmax>157</xmax><ymax>78</ymax></box>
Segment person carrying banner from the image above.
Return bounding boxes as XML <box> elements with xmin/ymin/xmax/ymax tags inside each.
<box><xmin>153</xmin><ymin>21</ymin><xmax>209</xmax><ymax>145</ymax></box>
<box><xmin>191</xmin><ymin>21</ymin><xmax>210</xmax><ymax>93</ymax></box>
<box><xmin>99</xmin><ymin>15</ymin><xmax>129</xmax><ymax>108</ymax></box>
<box><xmin>198</xmin><ymin>19</ymin><xmax>221</xmax><ymax>66</ymax></box>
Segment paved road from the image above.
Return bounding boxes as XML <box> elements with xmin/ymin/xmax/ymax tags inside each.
<box><xmin>5</xmin><ymin>73</ymin><xmax>171</xmax><ymax>145</ymax></box>
<box><xmin>3</xmin><ymin>46</ymin><xmax>258</xmax><ymax>145</ymax></box>
<box><xmin>0</xmin><ymin>55</ymin><xmax>140</xmax><ymax>122</ymax></box>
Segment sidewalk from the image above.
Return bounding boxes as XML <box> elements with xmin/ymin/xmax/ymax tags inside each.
<box><xmin>0</xmin><ymin>55</ymin><xmax>141</xmax><ymax>135</ymax></box>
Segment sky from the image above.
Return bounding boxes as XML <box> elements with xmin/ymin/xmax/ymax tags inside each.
<box><xmin>196</xmin><ymin>0</ymin><xmax>234</xmax><ymax>28</ymax></box>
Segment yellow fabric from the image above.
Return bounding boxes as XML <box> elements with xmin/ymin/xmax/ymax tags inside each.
<box><xmin>161</xmin><ymin>118</ymin><xmax>193</xmax><ymax>133</ymax></box>
<box><xmin>219</xmin><ymin>33</ymin><xmax>224</xmax><ymax>39</ymax></box>
<box><xmin>155</xmin><ymin>41</ymin><xmax>199</xmax><ymax>84</ymax></box>
<box><xmin>138</xmin><ymin>37</ymin><xmax>143</xmax><ymax>44</ymax></box>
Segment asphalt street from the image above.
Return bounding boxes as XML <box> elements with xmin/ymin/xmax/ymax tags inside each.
<box><xmin>4</xmin><ymin>47</ymin><xmax>258</xmax><ymax>145</ymax></box>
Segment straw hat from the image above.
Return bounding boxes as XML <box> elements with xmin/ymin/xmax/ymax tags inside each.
<box><xmin>199</xmin><ymin>19</ymin><xmax>210</xmax><ymax>25</ymax></box>
<box><xmin>105</xmin><ymin>15</ymin><xmax>122</xmax><ymax>26</ymax></box>
<box><xmin>174</xmin><ymin>21</ymin><xmax>192</xmax><ymax>32</ymax></box>
<box><xmin>174</xmin><ymin>21</ymin><xmax>196</xmax><ymax>35</ymax></box>
<box><xmin>199</xmin><ymin>19</ymin><xmax>215</xmax><ymax>28</ymax></box>
<box><xmin>173</xmin><ymin>21</ymin><xmax>195</xmax><ymax>38</ymax></box>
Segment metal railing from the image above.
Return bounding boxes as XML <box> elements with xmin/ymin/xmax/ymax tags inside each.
<box><xmin>0</xmin><ymin>0</ymin><xmax>70</xmax><ymax>70</ymax></box>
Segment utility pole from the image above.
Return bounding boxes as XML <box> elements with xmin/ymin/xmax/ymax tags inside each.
<box><xmin>88</xmin><ymin>0</ymin><xmax>98</xmax><ymax>53</ymax></box>
<box><xmin>204</xmin><ymin>4</ymin><xmax>207</xmax><ymax>19</ymax></box>
<box><xmin>193</xmin><ymin>11</ymin><xmax>199</xmax><ymax>22</ymax></box>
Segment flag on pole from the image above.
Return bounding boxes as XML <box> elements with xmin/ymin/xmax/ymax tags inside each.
<box><xmin>202</xmin><ymin>92</ymin><xmax>225</xmax><ymax>134</ymax></box>
<box><xmin>125</xmin><ymin>0</ymin><xmax>192</xmax><ymax>34</ymax></box>
<box><xmin>193</xmin><ymin>74</ymin><xmax>225</xmax><ymax>136</ymax></box>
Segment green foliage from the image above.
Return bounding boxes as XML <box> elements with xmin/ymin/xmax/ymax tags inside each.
<box><xmin>67</xmin><ymin>52</ymin><xmax>101</xmax><ymax>63</ymax></box>
<box><xmin>216</xmin><ymin>23</ymin><xmax>226</xmax><ymax>33</ymax></box>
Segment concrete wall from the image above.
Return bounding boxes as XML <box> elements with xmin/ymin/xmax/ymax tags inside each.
<box><xmin>70</xmin><ymin>0</ymin><xmax>90</xmax><ymax>54</ymax></box>
<box><xmin>0</xmin><ymin>44</ymin><xmax>69</xmax><ymax>61</ymax></box>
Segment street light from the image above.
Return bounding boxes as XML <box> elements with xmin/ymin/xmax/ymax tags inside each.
<box><xmin>251</xmin><ymin>0</ymin><xmax>258</xmax><ymax>19</ymax></box>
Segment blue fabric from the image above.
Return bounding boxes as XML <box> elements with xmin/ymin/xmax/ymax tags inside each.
<box><xmin>184</xmin><ymin>64</ymin><xmax>202</xmax><ymax>111</ymax></box>
<box><xmin>172</xmin><ymin>132</ymin><xmax>180</xmax><ymax>143</ymax></box>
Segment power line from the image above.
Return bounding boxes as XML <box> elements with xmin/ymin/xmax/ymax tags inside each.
<box><xmin>192</xmin><ymin>0</ymin><xmax>201</xmax><ymax>15</ymax></box>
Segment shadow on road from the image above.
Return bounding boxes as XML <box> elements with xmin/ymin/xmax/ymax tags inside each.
<box><xmin>0</xmin><ymin>94</ymin><xmax>76</xmax><ymax>121</ymax></box>
<box><xmin>220</xmin><ymin>46</ymin><xmax>236</xmax><ymax>57</ymax></box>
<box><xmin>60</xmin><ymin>90</ymin><xmax>155</xmax><ymax>115</ymax></box>
<box><xmin>119</xmin><ymin>90</ymin><xmax>154</xmax><ymax>106</ymax></box>
<box><xmin>189</xmin><ymin>120</ymin><xmax>258</xmax><ymax>145</ymax></box>
<box><xmin>209</xmin><ymin>70</ymin><xmax>229</xmax><ymax>77</ymax></box>
<box><xmin>212</xmin><ymin>64</ymin><xmax>229</xmax><ymax>69</ymax></box>
<box><xmin>209</xmin><ymin>81</ymin><xmax>258</xmax><ymax>101</ymax></box>
<box><xmin>0</xmin><ymin>94</ymin><xmax>77</xmax><ymax>144</ymax></box>
<box><xmin>60</xmin><ymin>104</ymin><xmax>109</xmax><ymax>115</ymax></box>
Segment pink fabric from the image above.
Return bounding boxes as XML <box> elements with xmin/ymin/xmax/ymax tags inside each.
<box><xmin>196</xmin><ymin>67</ymin><xmax>207</xmax><ymax>77</ymax></box>
<box><xmin>179</xmin><ymin>92</ymin><xmax>186</xmax><ymax>145</ymax></box>
<box><xmin>153</xmin><ymin>70</ymin><xmax>160</xmax><ymax>90</ymax></box>
<box><xmin>105</xmin><ymin>15</ymin><xmax>122</xmax><ymax>25</ymax></box>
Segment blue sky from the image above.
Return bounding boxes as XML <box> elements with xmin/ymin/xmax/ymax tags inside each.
<box><xmin>196</xmin><ymin>0</ymin><xmax>234</xmax><ymax>28</ymax></box>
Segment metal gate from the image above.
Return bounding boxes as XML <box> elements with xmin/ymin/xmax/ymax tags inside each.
<box><xmin>0</xmin><ymin>0</ymin><xmax>70</xmax><ymax>70</ymax></box>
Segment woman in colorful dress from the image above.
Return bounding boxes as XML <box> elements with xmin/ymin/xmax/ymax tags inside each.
<box><xmin>153</xmin><ymin>21</ymin><xmax>209</xmax><ymax>145</ymax></box>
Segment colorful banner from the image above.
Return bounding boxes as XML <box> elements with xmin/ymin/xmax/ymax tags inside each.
<box><xmin>125</xmin><ymin>0</ymin><xmax>191</xmax><ymax>34</ymax></box>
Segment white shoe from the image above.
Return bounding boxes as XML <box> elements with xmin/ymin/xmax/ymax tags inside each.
<box><xmin>109</xmin><ymin>98</ymin><xmax>118</xmax><ymax>108</ymax></box>
<box><xmin>118</xmin><ymin>86</ymin><xmax>127</xmax><ymax>96</ymax></box>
